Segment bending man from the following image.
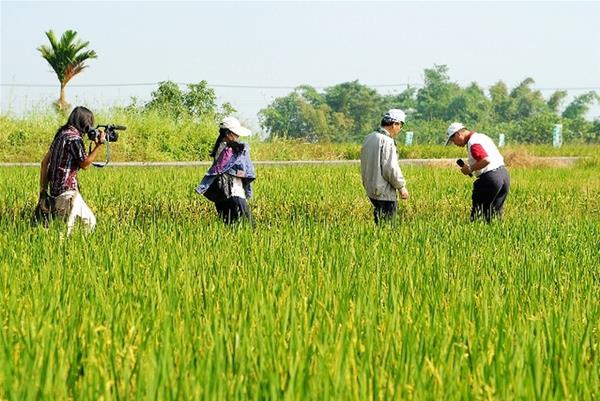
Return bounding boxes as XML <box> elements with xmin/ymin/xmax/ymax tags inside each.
<box><xmin>446</xmin><ymin>122</ymin><xmax>510</xmax><ymax>222</ymax></box>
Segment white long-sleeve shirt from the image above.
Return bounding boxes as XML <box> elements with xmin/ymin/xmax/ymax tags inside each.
<box><xmin>360</xmin><ymin>128</ymin><xmax>406</xmax><ymax>201</ymax></box>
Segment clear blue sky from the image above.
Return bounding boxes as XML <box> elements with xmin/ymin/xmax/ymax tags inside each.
<box><xmin>2</xmin><ymin>1</ymin><xmax>599</xmax><ymax>131</ymax></box>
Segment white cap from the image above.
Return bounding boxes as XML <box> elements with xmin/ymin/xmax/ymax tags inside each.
<box><xmin>383</xmin><ymin>109</ymin><xmax>406</xmax><ymax>124</ymax></box>
<box><xmin>445</xmin><ymin>122</ymin><xmax>465</xmax><ymax>145</ymax></box>
<box><xmin>220</xmin><ymin>117</ymin><xmax>251</xmax><ymax>137</ymax></box>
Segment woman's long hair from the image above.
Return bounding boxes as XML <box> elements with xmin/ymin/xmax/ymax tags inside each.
<box><xmin>55</xmin><ymin>106</ymin><xmax>95</xmax><ymax>138</ymax></box>
<box><xmin>209</xmin><ymin>127</ymin><xmax>244</xmax><ymax>158</ymax></box>
<box><xmin>209</xmin><ymin>127</ymin><xmax>230</xmax><ymax>158</ymax></box>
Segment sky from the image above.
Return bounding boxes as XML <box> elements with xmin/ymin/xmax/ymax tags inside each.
<box><xmin>1</xmin><ymin>1</ymin><xmax>599</xmax><ymax>132</ymax></box>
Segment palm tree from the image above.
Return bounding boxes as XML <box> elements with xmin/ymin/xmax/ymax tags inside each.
<box><xmin>37</xmin><ymin>30</ymin><xmax>97</xmax><ymax>110</ymax></box>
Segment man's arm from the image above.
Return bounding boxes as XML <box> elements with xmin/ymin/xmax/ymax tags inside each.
<box><xmin>463</xmin><ymin>143</ymin><xmax>490</xmax><ymax>175</ymax></box>
<box><xmin>463</xmin><ymin>157</ymin><xmax>490</xmax><ymax>175</ymax></box>
<box><xmin>381</xmin><ymin>140</ymin><xmax>406</xmax><ymax>190</ymax></box>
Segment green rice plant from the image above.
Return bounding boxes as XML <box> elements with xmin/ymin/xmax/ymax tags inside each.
<box><xmin>0</xmin><ymin>164</ymin><xmax>598</xmax><ymax>400</ymax></box>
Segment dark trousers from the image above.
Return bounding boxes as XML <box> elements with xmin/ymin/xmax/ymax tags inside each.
<box><xmin>215</xmin><ymin>196</ymin><xmax>253</xmax><ymax>225</ymax></box>
<box><xmin>471</xmin><ymin>166</ymin><xmax>510</xmax><ymax>222</ymax></box>
<box><xmin>369</xmin><ymin>198</ymin><xmax>397</xmax><ymax>225</ymax></box>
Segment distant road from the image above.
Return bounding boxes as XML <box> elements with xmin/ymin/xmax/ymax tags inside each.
<box><xmin>0</xmin><ymin>157</ymin><xmax>585</xmax><ymax>168</ymax></box>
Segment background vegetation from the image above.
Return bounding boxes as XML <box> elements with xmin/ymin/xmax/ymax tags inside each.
<box><xmin>2</xmin><ymin>66</ymin><xmax>599</xmax><ymax>162</ymax></box>
<box><xmin>259</xmin><ymin>65</ymin><xmax>600</xmax><ymax>144</ymax></box>
<box><xmin>1</xmin><ymin>107</ymin><xmax>599</xmax><ymax>163</ymax></box>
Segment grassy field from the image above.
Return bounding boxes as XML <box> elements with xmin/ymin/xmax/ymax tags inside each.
<box><xmin>0</xmin><ymin>164</ymin><xmax>599</xmax><ymax>400</ymax></box>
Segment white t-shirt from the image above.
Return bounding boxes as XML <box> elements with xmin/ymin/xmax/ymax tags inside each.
<box><xmin>230</xmin><ymin>177</ymin><xmax>246</xmax><ymax>198</ymax></box>
<box><xmin>467</xmin><ymin>132</ymin><xmax>505</xmax><ymax>176</ymax></box>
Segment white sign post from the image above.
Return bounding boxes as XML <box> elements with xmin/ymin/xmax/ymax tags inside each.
<box><xmin>404</xmin><ymin>131</ymin><xmax>414</xmax><ymax>146</ymax></box>
<box><xmin>552</xmin><ymin>124</ymin><xmax>563</xmax><ymax>148</ymax></box>
<box><xmin>498</xmin><ymin>133</ymin><xmax>505</xmax><ymax>148</ymax></box>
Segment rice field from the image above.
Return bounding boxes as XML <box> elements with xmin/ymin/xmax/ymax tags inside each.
<box><xmin>0</xmin><ymin>164</ymin><xmax>599</xmax><ymax>400</ymax></box>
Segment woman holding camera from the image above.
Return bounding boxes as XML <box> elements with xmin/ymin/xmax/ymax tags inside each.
<box><xmin>196</xmin><ymin>117</ymin><xmax>256</xmax><ymax>225</ymax></box>
<box><xmin>38</xmin><ymin>106</ymin><xmax>105</xmax><ymax>234</ymax></box>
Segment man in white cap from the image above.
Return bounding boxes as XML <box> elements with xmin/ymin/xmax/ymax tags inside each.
<box><xmin>446</xmin><ymin>122</ymin><xmax>510</xmax><ymax>222</ymax></box>
<box><xmin>360</xmin><ymin>109</ymin><xmax>409</xmax><ymax>224</ymax></box>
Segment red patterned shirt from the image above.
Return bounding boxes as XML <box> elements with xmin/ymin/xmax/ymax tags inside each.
<box><xmin>47</xmin><ymin>126</ymin><xmax>87</xmax><ymax>197</ymax></box>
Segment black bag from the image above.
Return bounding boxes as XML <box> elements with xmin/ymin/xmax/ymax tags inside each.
<box><xmin>203</xmin><ymin>174</ymin><xmax>232</xmax><ymax>204</ymax></box>
<box><xmin>33</xmin><ymin>191</ymin><xmax>54</xmax><ymax>225</ymax></box>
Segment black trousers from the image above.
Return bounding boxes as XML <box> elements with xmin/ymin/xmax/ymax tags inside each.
<box><xmin>369</xmin><ymin>198</ymin><xmax>397</xmax><ymax>225</ymax></box>
<box><xmin>471</xmin><ymin>166</ymin><xmax>510</xmax><ymax>222</ymax></box>
<box><xmin>215</xmin><ymin>196</ymin><xmax>253</xmax><ymax>225</ymax></box>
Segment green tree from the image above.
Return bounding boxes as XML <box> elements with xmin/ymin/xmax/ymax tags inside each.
<box><xmin>415</xmin><ymin>65</ymin><xmax>461</xmax><ymax>120</ymax></box>
<box><xmin>510</xmin><ymin>111</ymin><xmax>558</xmax><ymax>143</ymax></box>
<box><xmin>259</xmin><ymin>90</ymin><xmax>309</xmax><ymax>139</ymax></box>
<box><xmin>296</xmin><ymin>85</ymin><xmax>326</xmax><ymax>107</ymax></box>
<box><xmin>299</xmin><ymin>102</ymin><xmax>354</xmax><ymax>142</ymax></box>
<box><xmin>37</xmin><ymin>30</ymin><xmax>98</xmax><ymax>111</ymax></box>
<box><xmin>324</xmin><ymin>81</ymin><xmax>384</xmax><ymax>140</ymax></box>
<box><xmin>144</xmin><ymin>80</ymin><xmax>235</xmax><ymax>122</ymax></box>
<box><xmin>184</xmin><ymin>81</ymin><xmax>217</xmax><ymax>119</ymax></box>
<box><xmin>382</xmin><ymin>86</ymin><xmax>417</xmax><ymax>115</ymax></box>
<box><xmin>145</xmin><ymin>81</ymin><xmax>187</xmax><ymax>119</ymax></box>
<box><xmin>562</xmin><ymin>91</ymin><xmax>598</xmax><ymax>120</ymax></box>
<box><xmin>445</xmin><ymin>82</ymin><xmax>491</xmax><ymax>124</ymax></box>
<box><xmin>259</xmin><ymin>85</ymin><xmax>356</xmax><ymax>142</ymax></box>
<box><xmin>489</xmin><ymin>81</ymin><xmax>514</xmax><ymax>122</ymax></box>
<box><xmin>258</xmin><ymin>66</ymin><xmax>600</xmax><ymax>144</ymax></box>
<box><xmin>561</xmin><ymin>92</ymin><xmax>598</xmax><ymax>143</ymax></box>
<box><xmin>547</xmin><ymin>90</ymin><xmax>568</xmax><ymax>114</ymax></box>
<box><xmin>509</xmin><ymin>78</ymin><xmax>548</xmax><ymax>119</ymax></box>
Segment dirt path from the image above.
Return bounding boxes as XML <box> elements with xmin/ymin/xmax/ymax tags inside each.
<box><xmin>0</xmin><ymin>157</ymin><xmax>584</xmax><ymax>168</ymax></box>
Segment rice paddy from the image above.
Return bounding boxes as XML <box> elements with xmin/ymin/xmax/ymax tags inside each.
<box><xmin>0</xmin><ymin>164</ymin><xmax>598</xmax><ymax>400</ymax></box>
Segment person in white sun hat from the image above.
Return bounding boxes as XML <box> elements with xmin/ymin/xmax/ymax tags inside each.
<box><xmin>360</xmin><ymin>109</ymin><xmax>409</xmax><ymax>224</ymax></box>
<box><xmin>446</xmin><ymin>122</ymin><xmax>510</xmax><ymax>222</ymax></box>
<box><xmin>196</xmin><ymin>117</ymin><xmax>256</xmax><ymax>225</ymax></box>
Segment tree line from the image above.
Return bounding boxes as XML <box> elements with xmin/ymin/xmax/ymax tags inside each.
<box><xmin>36</xmin><ymin>30</ymin><xmax>599</xmax><ymax>144</ymax></box>
<box><xmin>259</xmin><ymin>65</ymin><xmax>600</xmax><ymax>144</ymax></box>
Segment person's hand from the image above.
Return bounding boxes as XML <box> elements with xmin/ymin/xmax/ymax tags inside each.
<box><xmin>95</xmin><ymin>131</ymin><xmax>106</xmax><ymax>146</ymax></box>
<box><xmin>461</xmin><ymin>164</ymin><xmax>472</xmax><ymax>176</ymax></box>
<box><xmin>37</xmin><ymin>190</ymin><xmax>49</xmax><ymax>212</ymax></box>
<box><xmin>399</xmin><ymin>187</ymin><xmax>409</xmax><ymax>200</ymax></box>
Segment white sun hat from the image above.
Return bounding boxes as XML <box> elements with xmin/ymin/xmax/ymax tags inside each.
<box><xmin>445</xmin><ymin>122</ymin><xmax>465</xmax><ymax>145</ymax></box>
<box><xmin>383</xmin><ymin>109</ymin><xmax>406</xmax><ymax>124</ymax></box>
<box><xmin>220</xmin><ymin>117</ymin><xmax>252</xmax><ymax>137</ymax></box>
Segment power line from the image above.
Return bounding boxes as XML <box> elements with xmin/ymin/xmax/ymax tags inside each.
<box><xmin>0</xmin><ymin>82</ymin><xmax>419</xmax><ymax>89</ymax></box>
<box><xmin>1</xmin><ymin>82</ymin><xmax>599</xmax><ymax>91</ymax></box>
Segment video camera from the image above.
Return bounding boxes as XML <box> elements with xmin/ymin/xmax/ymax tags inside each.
<box><xmin>86</xmin><ymin>124</ymin><xmax>126</xmax><ymax>167</ymax></box>
<box><xmin>87</xmin><ymin>124</ymin><xmax>126</xmax><ymax>143</ymax></box>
